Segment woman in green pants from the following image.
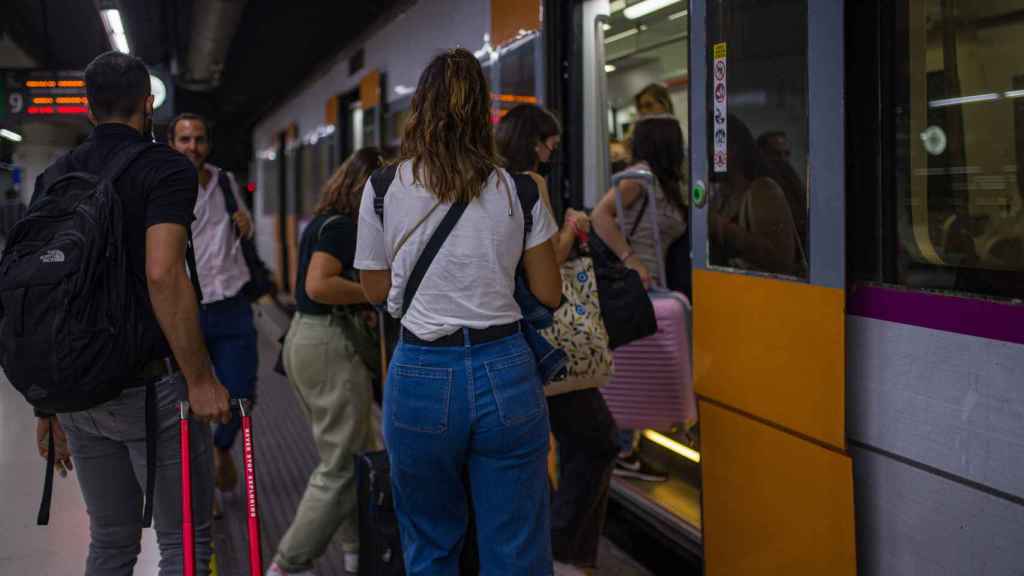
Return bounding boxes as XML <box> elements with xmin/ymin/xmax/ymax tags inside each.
<box><xmin>267</xmin><ymin>148</ymin><xmax>383</xmax><ymax>576</ymax></box>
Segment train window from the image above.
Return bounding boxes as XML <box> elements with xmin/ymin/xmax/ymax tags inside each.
<box><xmin>706</xmin><ymin>0</ymin><xmax>809</xmax><ymax>279</ymax></box>
<box><xmin>884</xmin><ymin>0</ymin><xmax>1024</xmax><ymax>298</ymax></box>
<box><xmin>260</xmin><ymin>155</ymin><xmax>279</xmax><ymax>217</ymax></box>
<box><xmin>490</xmin><ymin>33</ymin><xmax>541</xmax><ymax>122</ymax></box>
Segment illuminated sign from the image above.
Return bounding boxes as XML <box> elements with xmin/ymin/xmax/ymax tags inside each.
<box><xmin>5</xmin><ymin>71</ymin><xmax>89</xmax><ymax>117</ymax></box>
<box><xmin>4</xmin><ymin>69</ymin><xmax>172</xmax><ymax>120</ymax></box>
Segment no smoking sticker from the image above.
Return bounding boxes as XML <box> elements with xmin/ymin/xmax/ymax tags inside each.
<box><xmin>712</xmin><ymin>43</ymin><xmax>728</xmax><ymax>173</ymax></box>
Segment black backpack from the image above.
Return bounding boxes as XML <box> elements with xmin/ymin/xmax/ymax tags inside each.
<box><xmin>0</xmin><ymin>142</ymin><xmax>156</xmax><ymax>413</ymax></box>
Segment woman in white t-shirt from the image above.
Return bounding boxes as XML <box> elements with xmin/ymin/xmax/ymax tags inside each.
<box><xmin>355</xmin><ymin>48</ymin><xmax>561</xmax><ymax>575</ymax></box>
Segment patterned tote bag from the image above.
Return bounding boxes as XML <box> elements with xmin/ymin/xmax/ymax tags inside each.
<box><xmin>540</xmin><ymin>252</ymin><xmax>615</xmax><ymax>397</ymax></box>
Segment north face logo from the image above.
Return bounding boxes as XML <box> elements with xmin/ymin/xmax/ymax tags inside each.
<box><xmin>40</xmin><ymin>249</ymin><xmax>65</xmax><ymax>263</ymax></box>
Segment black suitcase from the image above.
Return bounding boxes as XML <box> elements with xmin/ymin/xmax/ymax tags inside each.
<box><xmin>356</xmin><ymin>450</ymin><xmax>404</xmax><ymax>576</ymax></box>
<box><xmin>355</xmin><ymin>450</ymin><xmax>480</xmax><ymax>576</ymax></box>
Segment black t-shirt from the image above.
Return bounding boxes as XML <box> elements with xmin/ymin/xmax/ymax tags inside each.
<box><xmin>295</xmin><ymin>211</ymin><xmax>358</xmax><ymax>315</ymax></box>
<box><xmin>32</xmin><ymin>123</ymin><xmax>198</xmax><ymax>365</ymax></box>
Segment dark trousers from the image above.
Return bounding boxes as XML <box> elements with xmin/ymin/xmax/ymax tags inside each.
<box><xmin>199</xmin><ymin>295</ymin><xmax>259</xmax><ymax>450</ymax></box>
<box><xmin>547</xmin><ymin>388</ymin><xmax>620</xmax><ymax>568</ymax></box>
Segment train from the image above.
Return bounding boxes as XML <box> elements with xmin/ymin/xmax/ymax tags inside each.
<box><xmin>247</xmin><ymin>1</ymin><xmax>1024</xmax><ymax>574</ymax></box>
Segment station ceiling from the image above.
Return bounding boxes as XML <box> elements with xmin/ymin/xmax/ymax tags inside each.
<box><xmin>3</xmin><ymin>0</ymin><xmax>407</xmax><ymax>167</ymax></box>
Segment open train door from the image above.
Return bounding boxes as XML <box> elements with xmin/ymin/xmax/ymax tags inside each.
<box><xmin>689</xmin><ymin>1</ymin><xmax>856</xmax><ymax>573</ymax></box>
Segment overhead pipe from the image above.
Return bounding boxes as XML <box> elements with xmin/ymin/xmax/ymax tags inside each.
<box><xmin>178</xmin><ymin>0</ymin><xmax>248</xmax><ymax>91</ymax></box>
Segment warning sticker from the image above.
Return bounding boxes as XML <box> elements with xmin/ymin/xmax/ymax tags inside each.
<box><xmin>712</xmin><ymin>42</ymin><xmax>728</xmax><ymax>173</ymax></box>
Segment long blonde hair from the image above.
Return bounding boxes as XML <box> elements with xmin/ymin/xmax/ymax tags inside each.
<box><xmin>399</xmin><ymin>48</ymin><xmax>500</xmax><ymax>203</ymax></box>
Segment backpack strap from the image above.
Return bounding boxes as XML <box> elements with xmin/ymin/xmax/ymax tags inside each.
<box><xmin>371</xmin><ymin>164</ymin><xmax>399</xmax><ymax>224</ymax></box>
<box><xmin>510</xmin><ymin>173</ymin><xmax>539</xmax><ymax>242</ymax></box>
<box><xmin>218</xmin><ymin>170</ymin><xmax>239</xmax><ymax>216</ymax></box>
<box><xmin>100</xmin><ymin>141</ymin><xmax>157</xmax><ymax>183</ymax></box>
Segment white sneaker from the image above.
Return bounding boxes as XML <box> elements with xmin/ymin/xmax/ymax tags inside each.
<box><xmin>344</xmin><ymin>552</ymin><xmax>359</xmax><ymax>574</ymax></box>
<box><xmin>265</xmin><ymin>562</ymin><xmax>315</xmax><ymax>576</ymax></box>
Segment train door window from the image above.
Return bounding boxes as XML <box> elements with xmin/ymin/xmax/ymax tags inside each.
<box><xmin>884</xmin><ymin>0</ymin><xmax>1024</xmax><ymax>299</ymax></box>
<box><xmin>349</xmin><ymin>101</ymin><xmax>365</xmax><ymax>152</ymax></box>
<box><xmin>604</xmin><ymin>2</ymin><xmax>690</xmax><ymax>140</ymax></box>
<box><xmin>706</xmin><ymin>0</ymin><xmax>809</xmax><ymax>279</ymax></box>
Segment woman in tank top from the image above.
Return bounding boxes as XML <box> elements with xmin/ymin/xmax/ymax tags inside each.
<box><xmin>355</xmin><ymin>48</ymin><xmax>561</xmax><ymax>575</ymax></box>
<box><xmin>592</xmin><ymin>115</ymin><xmax>688</xmax><ymax>288</ymax></box>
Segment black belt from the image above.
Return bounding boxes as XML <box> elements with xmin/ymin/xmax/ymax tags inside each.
<box><xmin>136</xmin><ymin>356</ymin><xmax>180</xmax><ymax>383</ymax></box>
<box><xmin>401</xmin><ymin>322</ymin><xmax>520</xmax><ymax>347</ymax></box>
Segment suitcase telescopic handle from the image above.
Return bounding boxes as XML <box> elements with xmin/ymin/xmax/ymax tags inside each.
<box><xmin>611</xmin><ymin>169</ymin><xmax>668</xmax><ymax>290</ymax></box>
<box><xmin>238</xmin><ymin>398</ymin><xmax>262</xmax><ymax>575</ymax></box>
<box><xmin>179</xmin><ymin>401</ymin><xmax>196</xmax><ymax>576</ymax></box>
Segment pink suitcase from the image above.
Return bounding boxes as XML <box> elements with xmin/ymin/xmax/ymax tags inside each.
<box><xmin>601</xmin><ymin>291</ymin><xmax>696</xmax><ymax>431</ymax></box>
<box><xmin>601</xmin><ymin>169</ymin><xmax>697</xmax><ymax>431</ymax></box>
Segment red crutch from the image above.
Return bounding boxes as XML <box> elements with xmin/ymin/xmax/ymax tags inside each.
<box><xmin>239</xmin><ymin>398</ymin><xmax>262</xmax><ymax>575</ymax></box>
<box><xmin>179</xmin><ymin>400</ymin><xmax>196</xmax><ymax>576</ymax></box>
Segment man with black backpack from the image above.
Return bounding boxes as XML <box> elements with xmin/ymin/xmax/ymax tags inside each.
<box><xmin>2</xmin><ymin>51</ymin><xmax>230</xmax><ymax>575</ymax></box>
<box><xmin>168</xmin><ymin>112</ymin><xmax>268</xmax><ymax>496</ymax></box>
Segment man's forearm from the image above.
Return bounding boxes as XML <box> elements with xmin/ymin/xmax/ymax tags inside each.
<box><xmin>147</xmin><ymin>268</ymin><xmax>213</xmax><ymax>385</ymax></box>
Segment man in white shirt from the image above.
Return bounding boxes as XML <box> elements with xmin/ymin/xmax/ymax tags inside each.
<box><xmin>169</xmin><ymin>113</ymin><xmax>258</xmax><ymax>494</ymax></box>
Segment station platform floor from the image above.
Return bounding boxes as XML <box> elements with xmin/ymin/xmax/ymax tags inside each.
<box><xmin>0</xmin><ymin>302</ymin><xmax>653</xmax><ymax>575</ymax></box>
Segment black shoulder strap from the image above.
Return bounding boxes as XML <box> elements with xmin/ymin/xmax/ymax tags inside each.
<box><xmin>628</xmin><ymin>192</ymin><xmax>650</xmax><ymax>240</ymax></box>
<box><xmin>371</xmin><ymin>164</ymin><xmax>399</xmax><ymax>224</ymax></box>
<box><xmin>218</xmin><ymin>170</ymin><xmax>238</xmax><ymax>215</ymax></box>
<box><xmin>100</xmin><ymin>141</ymin><xmax>156</xmax><ymax>183</ymax></box>
<box><xmin>185</xmin><ymin>226</ymin><xmax>204</xmax><ymax>305</ymax></box>
<box><xmin>319</xmin><ymin>214</ymin><xmax>342</xmax><ymax>241</ymax></box>
<box><xmin>401</xmin><ymin>201</ymin><xmax>468</xmax><ymax>316</ymax></box>
<box><xmin>510</xmin><ymin>173</ymin><xmax>539</xmax><ymax>239</ymax></box>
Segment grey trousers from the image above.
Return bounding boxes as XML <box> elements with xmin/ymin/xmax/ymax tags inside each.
<box><xmin>58</xmin><ymin>373</ymin><xmax>214</xmax><ymax>576</ymax></box>
<box><xmin>274</xmin><ymin>313</ymin><xmax>374</xmax><ymax>572</ymax></box>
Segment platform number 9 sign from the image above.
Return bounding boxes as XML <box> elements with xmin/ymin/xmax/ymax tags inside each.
<box><xmin>8</xmin><ymin>92</ymin><xmax>24</xmax><ymax>115</ymax></box>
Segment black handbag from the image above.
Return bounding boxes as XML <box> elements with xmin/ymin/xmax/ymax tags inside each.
<box><xmin>218</xmin><ymin>170</ymin><xmax>275</xmax><ymax>301</ymax></box>
<box><xmin>588</xmin><ymin>233</ymin><xmax>657</xmax><ymax>349</ymax></box>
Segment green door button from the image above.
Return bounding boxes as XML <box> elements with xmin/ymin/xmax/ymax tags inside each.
<box><xmin>692</xmin><ymin>180</ymin><xmax>707</xmax><ymax>208</ymax></box>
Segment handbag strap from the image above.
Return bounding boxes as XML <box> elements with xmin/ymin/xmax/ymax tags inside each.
<box><xmin>401</xmin><ymin>201</ymin><xmax>469</xmax><ymax>316</ymax></box>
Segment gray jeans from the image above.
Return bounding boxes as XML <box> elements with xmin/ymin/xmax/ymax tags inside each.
<box><xmin>58</xmin><ymin>373</ymin><xmax>214</xmax><ymax>576</ymax></box>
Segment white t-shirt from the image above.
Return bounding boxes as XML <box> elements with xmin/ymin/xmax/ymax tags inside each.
<box><xmin>354</xmin><ymin>161</ymin><xmax>558</xmax><ymax>341</ymax></box>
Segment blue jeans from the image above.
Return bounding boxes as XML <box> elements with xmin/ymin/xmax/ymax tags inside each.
<box><xmin>383</xmin><ymin>330</ymin><xmax>553</xmax><ymax>575</ymax></box>
<box><xmin>199</xmin><ymin>295</ymin><xmax>258</xmax><ymax>450</ymax></box>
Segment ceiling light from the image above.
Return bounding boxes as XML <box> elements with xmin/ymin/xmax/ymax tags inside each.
<box><xmin>0</xmin><ymin>129</ymin><xmax>22</xmax><ymax>143</ymax></box>
<box><xmin>610</xmin><ymin>0</ymin><xmax>627</xmax><ymax>12</ymax></box>
<box><xmin>624</xmin><ymin>0</ymin><xmax>682</xmax><ymax>19</ymax></box>
<box><xmin>928</xmin><ymin>93</ymin><xmax>1000</xmax><ymax>108</ymax></box>
<box><xmin>605</xmin><ymin>28</ymin><xmax>639</xmax><ymax>43</ymax></box>
<box><xmin>669</xmin><ymin>9</ymin><xmax>689</xmax><ymax>20</ymax></box>
<box><xmin>100</xmin><ymin>9</ymin><xmax>130</xmax><ymax>54</ymax></box>
<box><xmin>1005</xmin><ymin>89</ymin><xmax>1024</xmax><ymax>99</ymax></box>
<box><xmin>605</xmin><ymin>64</ymin><xmax>617</xmax><ymax>73</ymax></box>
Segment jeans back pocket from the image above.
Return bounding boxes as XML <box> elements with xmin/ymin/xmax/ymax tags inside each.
<box><xmin>391</xmin><ymin>364</ymin><xmax>454</xmax><ymax>433</ymax></box>
<box><xmin>485</xmin><ymin>350</ymin><xmax>544</xmax><ymax>427</ymax></box>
